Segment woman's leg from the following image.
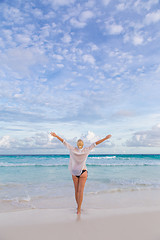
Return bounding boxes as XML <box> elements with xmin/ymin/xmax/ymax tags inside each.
<box><xmin>72</xmin><ymin>175</ymin><xmax>79</xmax><ymax>205</ymax></box>
<box><xmin>77</xmin><ymin>171</ymin><xmax>88</xmax><ymax>214</ymax></box>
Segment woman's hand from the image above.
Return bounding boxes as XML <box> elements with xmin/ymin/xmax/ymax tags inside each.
<box><xmin>106</xmin><ymin>134</ymin><xmax>112</xmax><ymax>139</ymax></box>
<box><xmin>95</xmin><ymin>134</ymin><xmax>112</xmax><ymax>145</ymax></box>
<box><xmin>50</xmin><ymin>132</ymin><xmax>57</xmax><ymax>137</ymax></box>
<box><xmin>50</xmin><ymin>132</ymin><xmax>64</xmax><ymax>143</ymax></box>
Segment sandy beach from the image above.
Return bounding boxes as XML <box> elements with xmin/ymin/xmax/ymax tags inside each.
<box><xmin>1</xmin><ymin>189</ymin><xmax>160</xmax><ymax>240</ymax></box>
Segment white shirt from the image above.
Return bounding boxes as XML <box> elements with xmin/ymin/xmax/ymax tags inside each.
<box><xmin>63</xmin><ymin>139</ymin><xmax>97</xmax><ymax>176</ymax></box>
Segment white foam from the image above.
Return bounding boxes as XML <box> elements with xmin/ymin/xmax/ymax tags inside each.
<box><xmin>0</xmin><ymin>162</ymin><xmax>68</xmax><ymax>167</ymax></box>
<box><xmin>1</xmin><ymin>161</ymin><xmax>160</xmax><ymax>167</ymax></box>
<box><xmin>3</xmin><ymin>195</ymin><xmax>31</xmax><ymax>203</ymax></box>
<box><xmin>89</xmin><ymin>156</ymin><xmax>116</xmax><ymax>159</ymax></box>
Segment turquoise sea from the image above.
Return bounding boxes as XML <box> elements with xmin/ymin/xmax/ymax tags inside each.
<box><xmin>0</xmin><ymin>154</ymin><xmax>160</xmax><ymax>210</ymax></box>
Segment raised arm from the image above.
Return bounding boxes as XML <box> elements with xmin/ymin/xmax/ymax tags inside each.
<box><xmin>95</xmin><ymin>134</ymin><xmax>112</xmax><ymax>145</ymax></box>
<box><xmin>50</xmin><ymin>132</ymin><xmax>63</xmax><ymax>143</ymax></box>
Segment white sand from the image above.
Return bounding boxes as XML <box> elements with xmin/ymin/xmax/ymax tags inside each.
<box><xmin>1</xmin><ymin>190</ymin><xmax>160</xmax><ymax>240</ymax></box>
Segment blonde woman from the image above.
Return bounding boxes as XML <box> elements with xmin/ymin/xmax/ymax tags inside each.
<box><xmin>50</xmin><ymin>132</ymin><xmax>112</xmax><ymax>214</ymax></box>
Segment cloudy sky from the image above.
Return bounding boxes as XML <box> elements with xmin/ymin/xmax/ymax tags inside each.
<box><xmin>0</xmin><ymin>0</ymin><xmax>160</xmax><ymax>154</ymax></box>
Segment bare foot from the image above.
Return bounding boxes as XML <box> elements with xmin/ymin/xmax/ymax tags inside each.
<box><xmin>77</xmin><ymin>208</ymin><xmax>81</xmax><ymax>214</ymax></box>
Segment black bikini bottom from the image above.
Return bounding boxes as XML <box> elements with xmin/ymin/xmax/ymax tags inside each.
<box><xmin>75</xmin><ymin>169</ymin><xmax>88</xmax><ymax>178</ymax></box>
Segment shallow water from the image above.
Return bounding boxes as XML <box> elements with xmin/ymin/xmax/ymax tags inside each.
<box><xmin>0</xmin><ymin>154</ymin><xmax>160</xmax><ymax>210</ymax></box>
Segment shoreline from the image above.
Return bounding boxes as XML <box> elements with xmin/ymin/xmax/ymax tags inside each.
<box><xmin>1</xmin><ymin>189</ymin><xmax>160</xmax><ymax>240</ymax></box>
<box><xmin>1</xmin><ymin>188</ymin><xmax>160</xmax><ymax>213</ymax></box>
<box><xmin>1</xmin><ymin>205</ymin><xmax>160</xmax><ymax>224</ymax></box>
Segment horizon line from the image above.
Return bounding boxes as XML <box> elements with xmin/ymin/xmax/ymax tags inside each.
<box><xmin>0</xmin><ymin>153</ymin><xmax>160</xmax><ymax>156</ymax></box>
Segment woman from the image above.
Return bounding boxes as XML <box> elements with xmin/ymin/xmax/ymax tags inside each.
<box><xmin>50</xmin><ymin>132</ymin><xmax>112</xmax><ymax>214</ymax></box>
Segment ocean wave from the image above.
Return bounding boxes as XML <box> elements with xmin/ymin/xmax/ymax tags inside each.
<box><xmin>1</xmin><ymin>196</ymin><xmax>36</xmax><ymax>209</ymax></box>
<box><xmin>0</xmin><ymin>182</ymin><xmax>23</xmax><ymax>188</ymax></box>
<box><xmin>86</xmin><ymin>186</ymin><xmax>160</xmax><ymax>195</ymax></box>
<box><xmin>1</xmin><ymin>161</ymin><xmax>160</xmax><ymax>167</ymax></box>
<box><xmin>89</xmin><ymin>156</ymin><xmax>116</xmax><ymax>159</ymax></box>
<box><xmin>2</xmin><ymin>195</ymin><xmax>31</xmax><ymax>203</ymax></box>
<box><xmin>0</xmin><ymin>162</ymin><xmax>68</xmax><ymax>167</ymax></box>
<box><xmin>87</xmin><ymin>163</ymin><xmax>160</xmax><ymax>166</ymax></box>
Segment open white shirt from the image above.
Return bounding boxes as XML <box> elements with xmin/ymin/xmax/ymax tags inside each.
<box><xmin>63</xmin><ymin>140</ymin><xmax>97</xmax><ymax>176</ymax></box>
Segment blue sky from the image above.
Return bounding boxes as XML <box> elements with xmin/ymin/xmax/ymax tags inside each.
<box><xmin>0</xmin><ymin>0</ymin><xmax>160</xmax><ymax>154</ymax></box>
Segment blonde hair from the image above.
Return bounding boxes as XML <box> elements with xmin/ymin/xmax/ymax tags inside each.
<box><xmin>77</xmin><ymin>139</ymin><xmax>84</xmax><ymax>148</ymax></box>
<box><xmin>77</xmin><ymin>139</ymin><xmax>83</xmax><ymax>143</ymax></box>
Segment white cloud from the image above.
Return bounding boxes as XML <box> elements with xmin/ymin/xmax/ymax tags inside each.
<box><xmin>145</xmin><ymin>0</ymin><xmax>159</xmax><ymax>10</ymax></box>
<box><xmin>126</xmin><ymin>124</ymin><xmax>160</xmax><ymax>147</ymax></box>
<box><xmin>42</xmin><ymin>0</ymin><xmax>75</xmax><ymax>7</ymax></box>
<box><xmin>0</xmin><ymin>135</ymin><xmax>13</xmax><ymax>148</ymax></box>
<box><xmin>16</xmin><ymin>34</ymin><xmax>31</xmax><ymax>45</ymax></box>
<box><xmin>32</xmin><ymin>8</ymin><xmax>43</xmax><ymax>19</ymax></box>
<box><xmin>2</xmin><ymin>29</ymin><xmax>13</xmax><ymax>43</ymax></box>
<box><xmin>0</xmin><ymin>133</ymin><xmax>61</xmax><ymax>152</ymax></box>
<box><xmin>85</xmin><ymin>131</ymin><xmax>99</xmax><ymax>143</ymax></box>
<box><xmin>116</xmin><ymin>3</ymin><xmax>126</xmax><ymax>11</ymax></box>
<box><xmin>40</xmin><ymin>78</ymin><xmax>48</xmax><ymax>82</ymax></box>
<box><xmin>80</xmin><ymin>131</ymin><xmax>114</xmax><ymax>148</ymax></box>
<box><xmin>0</xmin><ymin>46</ymin><xmax>48</xmax><ymax>78</ymax></box>
<box><xmin>0</xmin><ymin>131</ymin><xmax>114</xmax><ymax>153</ymax></box>
<box><xmin>40</xmin><ymin>24</ymin><xmax>51</xmax><ymax>38</ymax></box>
<box><xmin>144</xmin><ymin>10</ymin><xmax>160</xmax><ymax>25</ymax></box>
<box><xmin>3</xmin><ymin>5</ymin><xmax>24</xmax><ymax>24</ymax></box>
<box><xmin>0</xmin><ymin>80</ymin><xmax>21</xmax><ymax>98</ymax></box>
<box><xmin>44</xmin><ymin>11</ymin><xmax>55</xmax><ymax>20</ymax></box>
<box><xmin>101</xmin><ymin>0</ymin><xmax>110</xmax><ymax>6</ymax></box>
<box><xmin>79</xmin><ymin>10</ymin><xmax>94</xmax><ymax>22</ymax></box>
<box><xmin>52</xmin><ymin>22</ymin><xmax>57</xmax><ymax>28</ymax></box>
<box><xmin>89</xmin><ymin>43</ymin><xmax>99</xmax><ymax>51</ymax></box>
<box><xmin>62</xmin><ymin>33</ymin><xmax>72</xmax><ymax>43</ymax></box>
<box><xmin>70</xmin><ymin>10</ymin><xmax>94</xmax><ymax>29</ymax></box>
<box><xmin>14</xmin><ymin>93</ymin><xmax>23</xmax><ymax>98</ymax></box>
<box><xmin>133</xmin><ymin>34</ymin><xmax>144</xmax><ymax>45</ymax></box>
<box><xmin>123</xmin><ymin>32</ymin><xmax>144</xmax><ymax>46</ymax></box>
<box><xmin>70</xmin><ymin>18</ymin><xmax>86</xmax><ymax>28</ymax></box>
<box><xmin>106</xmin><ymin>23</ymin><xmax>123</xmax><ymax>35</ymax></box>
<box><xmin>82</xmin><ymin>54</ymin><xmax>95</xmax><ymax>65</ymax></box>
<box><xmin>52</xmin><ymin>54</ymin><xmax>64</xmax><ymax>61</ymax></box>
<box><xmin>134</xmin><ymin>0</ymin><xmax>159</xmax><ymax>11</ymax></box>
<box><xmin>57</xmin><ymin>63</ymin><xmax>64</xmax><ymax>68</ymax></box>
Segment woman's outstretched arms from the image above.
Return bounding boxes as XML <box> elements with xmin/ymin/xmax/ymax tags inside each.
<box><xmin>50</xmin><ymin>132</ymin><xmax>74</xmax><ymax>151</ymax></box>
<box><xmin>50</xmin><ymin>132</ymin><xmax>63</xmax><ymax>143</ymax></box>
<box><xmin>95</xmin><ymin>134</ymin><xmax>112</xmax><ymax>145</ymax></box>
<box><xmin>50</xmin><ymin>132</ymin><xmax>112</xmax><ymax>147</ymax></box>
